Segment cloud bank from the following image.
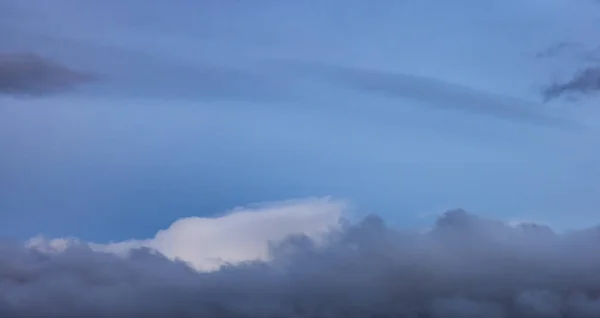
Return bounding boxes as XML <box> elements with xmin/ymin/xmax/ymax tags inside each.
<box><xmin>0</xmin><ymin>52</ymin><xmax>95</xmax><ymax>97</ymax></box>
<box><xmin>5</xmin><ymin>198</ymin><xmax>600</xmax><ymax>317</ymax></box>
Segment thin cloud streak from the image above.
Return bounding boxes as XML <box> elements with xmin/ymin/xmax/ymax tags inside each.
<box><xmin>267</xmin><ymin>60</ymin><xmax>575</xmax><ymax>128</ymax></box>
<box><xmin>1</xmin><ymin>32</ymin><xmax>289</xmax><ymax>102</ymax></box>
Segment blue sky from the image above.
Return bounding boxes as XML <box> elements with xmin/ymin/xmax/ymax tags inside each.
<box><xmin>2</xmin><ymin>0</ymin><xmax>600</xmax><ymax>242</ymax></box>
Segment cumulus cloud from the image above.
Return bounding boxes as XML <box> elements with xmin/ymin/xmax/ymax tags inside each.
<box><xmin>543</xmin><ymin>66</ymin><xmax>600</xmax><ymax>102</ymax></box>
<box><xmin>4</xmin><ymin>200</ymin><xmax>600</xmax><ymax>317</ymax></box>
<box><xmin>0</xmin><ymin>52</ymin><xmax>96</xmax><ymax>97</ymax></box>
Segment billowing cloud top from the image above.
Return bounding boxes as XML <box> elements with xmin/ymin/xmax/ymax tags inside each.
<box><xmin>0</xmin><ymin>53</ymin><xmax>95</xmax><ymax>97</ymax></box>
<box><xmin>91</xmin><ymin>198</ymin><xmax>345</xmax><ymax>271</ymax></box>
<box><xmin>6</xmin><ymin>198</ymin><xmax>600</xmax><ymax>317</ymax></box>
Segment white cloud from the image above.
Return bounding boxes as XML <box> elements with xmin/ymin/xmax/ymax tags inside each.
<box><xmin>29</xmin><ymin>197</ymin><xmax>347</xmax><ymax>271</ymax></box>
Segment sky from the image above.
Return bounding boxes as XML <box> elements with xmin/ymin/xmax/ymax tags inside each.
<box><xmin>4</xmin><ymin>0</ymin><xmax>600</xmax><ymax>316</ymax></box>
<box><xmin>2</xmin><ymin>0</ymin><xmax>600</xmax><ymax>243</ymax></box>
<box><xmin>2</xmin><ymin>0</ymin><xmax>600</xmax><ymax>240</ymax></box>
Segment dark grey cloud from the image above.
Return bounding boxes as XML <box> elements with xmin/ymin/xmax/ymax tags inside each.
<box><xmin>0</xmin><ymin>53</ymin><xmax>96</xmax><ymax>97</ymax></box>
<box><xmin>543</xmin><ymin>66</ymin><xmax>600</xmax><ymax>102</ymax></box>
<box><xmin>267</xmin><ymin>60</ymin><xmax>573</xmax><ymax>128</ymax></box>
<box><xmin>5</xmin><ymin>211</ymin><xmax>600</xmax><ymax>317</ymax></box>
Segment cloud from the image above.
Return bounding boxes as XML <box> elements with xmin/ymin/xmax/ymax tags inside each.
<box><xmin>267</xmin><ymin>60</ymin><xmax>573</xmax><ymax>127</ymax></box>
<box><xmin>0</xmin><ymin>33</ymin><xmax>290</xmax><ymax>102</ymax></box>
<box><xmin>543</xmin><ymin>66</ymin><xmax>600</xmax><ymax>102</ymax></box>
<box><xmin>5</xmin><ymin>199</ymin><xmax>600</xmax><ymax>317</ymax></box>
<box><xmin>0</xmin><ymin>52</ymin><xmax>96</xmax><ymax>97</ymax></box>
<box><xmin>90</xmin><ymin>198</ymin><xmax>346</xmax><ymax>271</ymax></box>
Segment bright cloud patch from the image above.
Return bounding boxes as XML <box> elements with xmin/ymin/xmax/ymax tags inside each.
<box><xmin>29</xmin><ymin>197</ymin><xmax>347</xmax><ymax>271</ymax></box>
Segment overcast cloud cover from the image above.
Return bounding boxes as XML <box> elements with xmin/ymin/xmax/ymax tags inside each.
<box><xmin>3</xmin><ymin>0</ymin><xmax>600</xmax><ymax>316</ymax></box>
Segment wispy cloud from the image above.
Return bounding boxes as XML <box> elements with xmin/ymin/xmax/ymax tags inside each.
<box><xmin>543</xmin><ymin>66</ymin><xmax>600</xmax><ymax>102</ymax></box>
<box><xmin>7</xmin><ymin>199</ymin><xmax>600</xmax><ymax>317</ymax></box>
<box><xmin>0</xmin><ymin>52</ymin><xmax>96</xmax><ymax>97</ymax></box>
<box><xmin>1</xmin><ymin>31</ymin><xmax>289</xmax><ymax>102</ymax></box>
<box><xmin>267</xmin><ymin>60</ymin><xmax>574</xmax><ymax>127</ymax></box>
<box><xmin>535</xmin><ymin>42</ymin><xmax>583</xmax><ymax>60</ymax></box>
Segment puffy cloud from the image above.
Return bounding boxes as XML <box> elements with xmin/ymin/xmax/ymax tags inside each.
<box><xmin>0</xmin><ymin>52</ymin><xmax>96</xmax><ymax>97</ymax></box>
<box><xmin>5</xmin><ymin>200</ymin><xmax>600</xmax><ymax>317</ymax></box>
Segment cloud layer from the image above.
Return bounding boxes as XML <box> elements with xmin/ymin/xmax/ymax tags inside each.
<box><xmin>5</xmin><ymin>199</ymin><xmax>600</xmax><ymax>317</ymax></box>
<box><xmin>0</xmin><ymin>53</ymin><xmax>95</xmax><ymax>97</ymax></box>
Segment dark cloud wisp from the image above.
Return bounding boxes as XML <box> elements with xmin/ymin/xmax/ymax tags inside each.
<box><xmin>543</xmin><ymin>66</ymin><xmax>600</xmax><ymax>102</ymax></box>
<box><xmin>5</xmin><ymin>210</ymin><xmax>600</xmax><ymax>317</ymax></box>
<box><xmin>0</xmin><ymin>53</ymin><xmax>96</xmax><ymax>97</ymax></box>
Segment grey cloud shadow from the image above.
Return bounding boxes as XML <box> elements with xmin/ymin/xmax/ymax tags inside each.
<box><xmin>0</xmin><ymin>52</ymin><xmax>97</xmax><ymax>97</ymax></box>
<box><xmin>266</xmin><ymin>60</ymin><xmax>577</xmax><ymax>128</ymax></box>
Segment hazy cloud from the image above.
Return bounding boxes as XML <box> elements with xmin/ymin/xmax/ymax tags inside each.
<box><xmin>543</xmin><ymin>66</ymin><xmax>600</xmax><ymax>102</ymax></box>
<box><xmin>269</xmin><ymin>60</ymin><xmax>573</xmax><ymax>127</ymax></box>
<box><xmin>0</xmin><ymin>52</ymin><xmax>96</xmax><ymax>97</ymax></box>
<box><xmin>6</xmin><ymin>199</ymin><xmax>600</xmax><ymax>317</ymax></box>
